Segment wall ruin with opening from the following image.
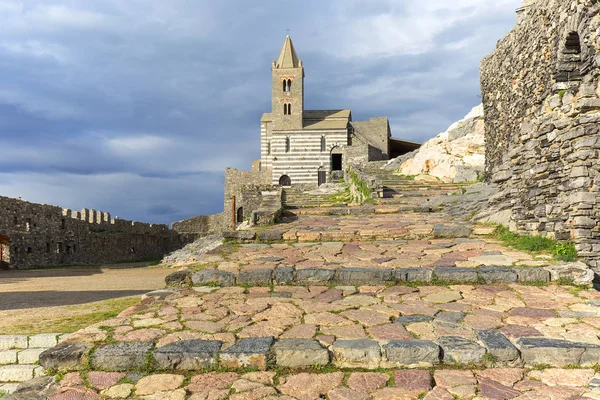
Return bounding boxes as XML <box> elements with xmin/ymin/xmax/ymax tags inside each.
<box><xmin>480</xmin><ymin>0</ymin><xmax>600</xmax><ymax>267</ymax></box>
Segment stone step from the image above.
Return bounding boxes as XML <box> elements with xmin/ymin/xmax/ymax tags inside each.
<box><xmin>282</xmin><ymin>204</ymin><xmax>434</xmax><ymax>216</ymax></box>
<box><xmin>182</xmin><ymin>265</ymin><xmax>559</xmax><ymax>287</ymax></box>
<box><xmin>39</xmin><ymin>318</ymin><xmax>600</xmax><ymax>373</ymax></box>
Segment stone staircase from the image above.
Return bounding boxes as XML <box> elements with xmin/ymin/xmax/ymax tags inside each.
<box><xmin>362</xmin><ymin>164</ymin><xmax>468</xmax><ymax>206</ymax></box>
<box><xmin>281</xmin><ymin>188</ymin><xmax>341</xmax><ymax>209</ymax></box>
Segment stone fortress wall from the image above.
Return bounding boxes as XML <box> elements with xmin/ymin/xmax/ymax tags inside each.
<box><xmin>0</xmin><ymin>195</ymin><xmax>184</xmax><ymax>269</ymax></box>
<box><xmin>480</xmin><ymin>0</ymin><xmax>600</xmax><ymax>267</ymax></box>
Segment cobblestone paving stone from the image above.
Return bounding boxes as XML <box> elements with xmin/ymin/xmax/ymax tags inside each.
<box><xmin>195</xmin><ymin>215</ymin><xmax>555</xmax><ymax>274</ymax></box>
<box><xmin>25</xmin><ymin>367</ymin><xmax>600</xmax><ymax>400</ymax></box>
<box><xmin>52</xmin><ymin>284</ymin><xmax>600</xmax><ymax>350</ymax></box>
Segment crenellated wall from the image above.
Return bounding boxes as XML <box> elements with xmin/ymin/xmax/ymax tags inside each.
<box><xmin>0</xmin><ymin>196</ymin><xmax>185</xmax><ymax>269</ymax></box>
<box><xmin>480</xmin><ymin>0</ymin><xmax>600</xmax><ymax>267</ymax></box>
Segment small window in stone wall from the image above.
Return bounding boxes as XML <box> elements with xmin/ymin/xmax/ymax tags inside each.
<box><xmin>61</xmin><ymin>218</ymin><xmax>66</xmax><ymax>229</ymax></box>
<box><xmin>285</xmin><ymin>137</ymin><xmax>291</xmax><ymax>153</ymax></box>
<box><xmin>27</xmin><ymin>247</ymin><xmax>32</xmax><ymax>254</ymax></box>
<box><xmin>321</xmin><ymin>136</ymin><xmax>326</xmax><ymax>152</ymax></box>
<box><xmin>556</xmin><ymin>32</ymin><xmax>583</xmax><ymax>87</ymax></box>
<box><xmin>46</xmin><ymin>243</ymin><xmax>51</xmax><ymax>253</ymax></box>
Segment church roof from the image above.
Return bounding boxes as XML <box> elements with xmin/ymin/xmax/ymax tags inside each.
<box><xmin>276</xmin><ymin>35</ymin><xmax>301</xmax><ymax>69</ymax></box>
<box><xmin>303</xmin><ymin>109</ymin><xmax>351</xmax><ymax>130</ymax></box>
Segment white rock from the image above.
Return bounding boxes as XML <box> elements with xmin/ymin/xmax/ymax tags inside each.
<box><xmin>390</xmin><ymin>104</ymin><xmax>485</xmax><ymax>183</ymax></box>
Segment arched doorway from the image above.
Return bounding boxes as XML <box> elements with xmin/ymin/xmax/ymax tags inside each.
<box><xmin>0</xmin><ymin>235</ymin><xmax>11</xmax><ymax>269</ymax></box>
<box><xmin>236</xmin><ymin>207</ymin><xmax>244</xmax><ymax>224</ymax></box>
<box><xmin>279</xmin><ymin>175</ymin><xmax>292</xmax><ymax>187</ymax></box>
<box><xmin>318</xmin><ymin>167</ymin><xmax>327</xmax><ymax>186</ymax></box>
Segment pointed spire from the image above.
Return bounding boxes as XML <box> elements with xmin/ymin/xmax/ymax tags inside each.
<box><xmin>275</xmin><ymin>35</ymin><xmax>301</xmax><ymax>69</ymax></box>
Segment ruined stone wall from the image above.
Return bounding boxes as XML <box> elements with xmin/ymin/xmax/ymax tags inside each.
<box><xmin>349</xmin><ymin>118</ymin><xmax>391</xmax><ymax>165</ymax></box>
<box><xmin>172</xmin><ymin>213</ymin><xmax>225</xmax><ymax>240</ymax></box>
<box><xmin>0</xmin><ymin>196</ymin><xmax>184</xmax><ymax>269</ymax></box>
<box><xmin>223</xmin><ymin>167</ymin><xmax>272</xmax><ymax>230</ymax></box>
<box><xmin>480</xmin><ymin>0</ymin><xmax>600</xmax><ymax>266</ymax></box>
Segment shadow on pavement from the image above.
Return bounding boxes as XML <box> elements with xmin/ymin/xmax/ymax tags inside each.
<box><xmin>0</xmin><ymin>290</ymin><xmax>150</xmax><ymax>310</ymax></box>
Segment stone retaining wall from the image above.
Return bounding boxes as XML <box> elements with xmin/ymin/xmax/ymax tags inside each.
<box><xmin>480</xmin><ymin>0</ymin><xmax>600</xmax><ymax>267</ymax></box>
<box><xmin>0</xmin><ymin>334</ymin><xmax>66</xmax><ymax>394</ymax></box>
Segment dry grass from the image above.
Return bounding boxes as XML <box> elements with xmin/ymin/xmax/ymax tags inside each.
<box><xmin>0</xmin><ymin>297</ymin><xmax>140</xmax><ymax>335</ymax></box>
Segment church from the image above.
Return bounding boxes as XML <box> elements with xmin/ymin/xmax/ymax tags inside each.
<box><xmin>260</xmin><ymin>36</ymin><xmax>419</xmax><ymax>187</ymax></box>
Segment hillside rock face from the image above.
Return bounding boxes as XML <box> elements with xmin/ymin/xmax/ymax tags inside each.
<box><xmin>385</xmin><ymin>105</ymin><xmax>485</xmax><ymax>183</ymax></box>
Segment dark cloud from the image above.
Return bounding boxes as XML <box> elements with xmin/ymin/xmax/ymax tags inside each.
<box><xmin>0</xmin><ymin>0</ymin><xmax>521</xmax><ymax>224</ymax></box>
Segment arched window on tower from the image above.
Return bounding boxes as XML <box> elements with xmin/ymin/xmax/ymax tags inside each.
<box><xmin>267</xmin><ymin>141</ymin><xmax>271</xmax><ymax>155</ymax></box>
<box><xmin>285</xmin><ymin>137</ymin><xmax>290</xmax><ymax>153</ymax></box>
<box><xmin>284</xmin><ymin>104</ymin><xmax>288</xmax><ymax>115</ymax></box>
<box><xmin>288</xmin><ymin>103</ymin><xmax>292</xmax><ymax>114</ymax></box>
<box><xmin>283</xmin><ymin>80</ymin><xmax>288</xmax><ymax>92</ymax></box>
<box><xmin>556</xmin><ymin>31</ymin><xmax>583</xmax><ymax>86</ymax></box>
<box><xmin>320</xmin><ymin>136</ymin><xmax>326</xmax><ymax>152</ymax></box>
<box><xmin>287</xmin><ymin>79</ymin><xmax>292</xmax><ymax>92</ymax></box>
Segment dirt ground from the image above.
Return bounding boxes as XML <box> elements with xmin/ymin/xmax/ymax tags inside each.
<box><xmin>0</xmin><ymin>263</ymin><xmax>173</xmax><ymax>333</ymax></box>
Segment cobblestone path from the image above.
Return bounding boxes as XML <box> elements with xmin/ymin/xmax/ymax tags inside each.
<box><xmin>6</xmin><ymin>171</ymin><xmax>600</xmax><ymax>399</ymax></box>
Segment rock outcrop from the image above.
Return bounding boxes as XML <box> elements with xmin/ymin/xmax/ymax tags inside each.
<box><xmin>384</xmin><ymin>105</ymin><xmax>485</xmax><ymax>183</ymax></box>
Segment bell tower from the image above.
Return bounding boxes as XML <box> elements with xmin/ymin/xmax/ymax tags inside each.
<box><xmin>272</xmin><ymin>35</ymin><xmax>304</xmax><ymax>131</ymax></box>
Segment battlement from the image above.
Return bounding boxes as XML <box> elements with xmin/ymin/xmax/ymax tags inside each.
<box><xmin>0</xmin><ymin>195</ymin><xmax>184</xmax><ymax>269</ymax></box>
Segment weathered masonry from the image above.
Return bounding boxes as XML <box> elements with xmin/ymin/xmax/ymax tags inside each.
<box><xmin>0</xmin><ymin>196</ymin><xmax>184</xmax><ymax>269</ymax></box>
<box><xmin>481</xmin><ymin>0</ymin><xmax>600</xmax><ymax>267</ymax></box>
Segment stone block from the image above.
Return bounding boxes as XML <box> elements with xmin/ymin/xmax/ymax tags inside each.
<box><xmin>0</xmin><ymin>336</ymin><xmax>28</xmax><ymax>351</ymax></box>
<box><xmin>476</xmin><ymin>330</ymin><xmax>520</xmax><ymax>365</ymax></box>
<box><xmin>191</xmin><ymin>270</ymin><xmax>235</xmax><ymax>287</ymax></box>
<box><xmin>273</xmin><ymin>339</ymin><xmax>329</xmax><ymax>368</ymax></box>
<box><xmin>438</xmin><ymin>336</ymin><xmax>486</xmax><ymax>365</ymax></box>
<box><xmin>349</xmin><ymin>207</ymin><xmax>375</xmax><ymax>215</ymax></box>
<box><xmin>274</xmin><ymin>267</ymin><xmax>295</xmax><ymax>284</ymax></box>
<box><xmin>91</xmin><ymin>342</ymin><xmax>153</xmax><ymax>372</ymax></box>
<box><xmin>433</xmin><ymin>224</ymin><xmax>471</xmax><ymax>238</ymax></box>
<box><xmin>332</xmin><ymin>339</ymin><xmax>381</xmax><ymax>369</ymax></box>
<box><xmin>383</xmin><ymin>340</ymin><xmax>440</xmax><ymax>367</ymax></box>
<box><xmin>0</xmin><ymin>365</ymin><xmax>36</xmax><ymax>382</ymax></box>
<box><xmin>296</xmin><ymin>268</ymin><xmax>335</xmax><ymax>284</ymax></box>
<box><xmin>220</xmin><ymin>337</ymin><xmax>274</xmax><ymax>370</ymax></box>
<box><xmin>395</xmin><ymin>268</ymin><xmax>432</xmax><ymax>283</ymax></box>
<box><xmin>39</xmin><ymin>343</ymin><xmax>88</xmax><ymax>371</ymax></box>
<box><xmin>336</xmin><ymin>268</ymin><xmax>393</xmax><ymax>285</ymax></box>
<box><xmin>0</xmin><ymin>383</ymin><xmax>19</xmax><ymax>394</ymax></box>
<box><xmin>478</xmin><ymin>267</ymin><xmax>517</xmax><ymax>283</ymax></box>
<box><xmin>433</xmin><ymin>267</ymin><xmax>478</xmax><ymax>283</ymax></box>
<box><xmin>153</xmin><ymin>340</ymin><xmax>222</xmax><ymax>370</ymax></box>
<box><xmin>516</xmin><ymin>338</ymin><xmax>600</xmax><ymax>367</ymax></box>
<box><xmin>237</xmin><ymin>269</ymin><xmax>273</xmax><ymax>285</ymax></box>
<box><xmin>28</xmin><ymin>334</ymin><xmax>59</xmax><ymax>349</ymax></box>
<box><xmin>17</xmin><ymin>349</ymin><xmax>46</xmax><ymax>365</ymax></box>
<box><xmin>257</xmin><ymin>230</ymin><xmax>284</xmax><ymax>241</ymax></box>
<box><xmin>165</xmin><ymin>269</ymin><xmax>191</xmax><ymax>285</ymax></box>
<box><xmin>0</xmin><ymin>351</ymin><xmax>17</xmax><ymax>365</ymax></box>
<box><xmin>514</xmin><ymin>268</ymin><xmax>550</xmax><ymax>283</ymax></box>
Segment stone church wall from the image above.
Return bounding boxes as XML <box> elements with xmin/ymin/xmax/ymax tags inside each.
<box><xmin>0</xmin><ymin>196</ymin><xmax>184</xmax><ymax>269</ymax></box>
<box><xmin>480</xmin><ymin>0</ymin><xmax>600</xmax><ymax>266</ymax></box>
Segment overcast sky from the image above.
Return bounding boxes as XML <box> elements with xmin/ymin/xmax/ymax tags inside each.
<box><xmin>0</xmin><ymin>0</ymin><xmax>521</xmax><ymax>225</ymax></box>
